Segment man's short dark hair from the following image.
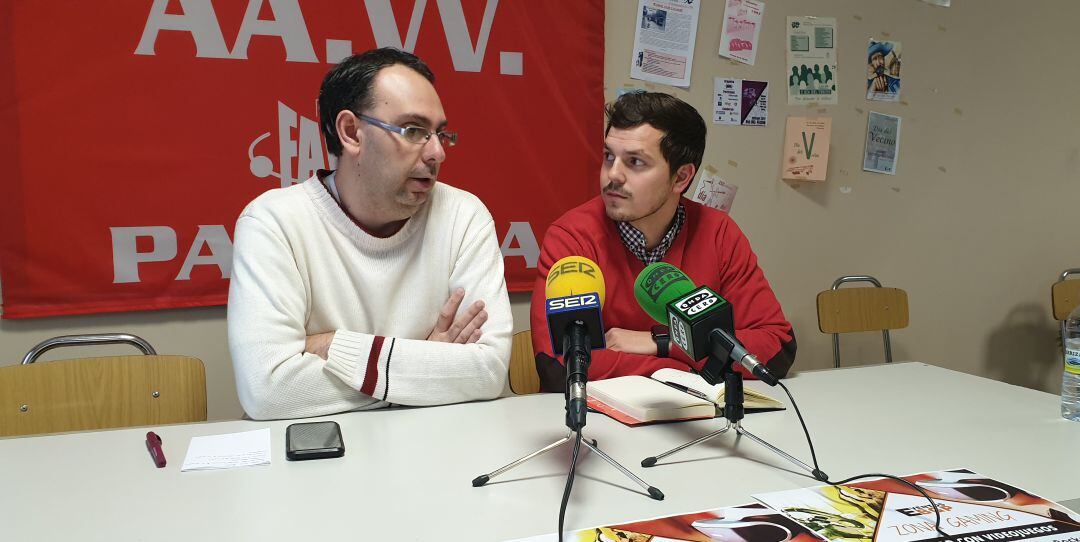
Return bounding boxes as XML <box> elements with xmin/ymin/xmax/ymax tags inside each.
<box><xmin>318</xmin><ymin>48</ymin><xmax>435</xmax><ymax>157</ymax></box>
<box><xmin>605</xmin><ymin>92</ymin><xmax>707</xmax><ymax>189</ymax></box>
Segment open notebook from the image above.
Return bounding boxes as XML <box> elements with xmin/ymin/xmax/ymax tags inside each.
<box><xmin>587</xmin><ymin>368</ymin><xmax>784</xmax><ymax>426</ymax></box>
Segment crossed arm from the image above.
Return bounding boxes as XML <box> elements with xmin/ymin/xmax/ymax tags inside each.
<box><xmin>228</xmin><ymin>213</ymin><xmax>512</xmax><ymax>420</ymax></box>
<box><xmin>303</xmin><ymin>287</ymin><xmax>488</xmax><ymax>358</ymax></box>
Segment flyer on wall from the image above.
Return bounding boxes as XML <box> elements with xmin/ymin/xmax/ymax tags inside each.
<box><xmin>691</xmin><ymin>165</ymin><xmax>739</xmax><ymax>213</ymax></box>
<box><xmin>753</xmin><ymin>468</ymin><xmax>1080</xmax><ymax>542</ymax></box>
<box><xmin>863</xmin><ymin>111</ymin><xmax>902</xmax><ymax>175</ymax></box>
<box><xmin>630</xmin><ymin>0</ymin><xmax>702</xmax><ymax>87</ymax></box>
<box><xmin>718</xmin><ymin>0</ymin><xmax>765</xmax><ymax>65</ymax></box>
<box><xmin>714</xmin><ymin>77</ymin><xmax>769</xmax><ymax>126</ymax></box>
<box><xmin>782</xmin><ymin>116</ymin><xmax>832</xmax><ymax>182</ymax></box>
<box><xmin>506</xmin><ymin>502</ymin><xmax>827</xmax><ymax>542</ymax></box>
<box><xmin>867</xmin><ymin>39</ymin><xmax>902</xmax><ymax>102</ymax></box>
<box><xmin>786</xmin><ymin>16</ymin><xmax>838</xmax><ymax>105</ymax></box>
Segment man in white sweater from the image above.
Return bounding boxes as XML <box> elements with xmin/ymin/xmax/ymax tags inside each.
<box><xmin>228</xmin><ymin>48</ymin><xmax>512</xmax><ymax>420</ymax></box>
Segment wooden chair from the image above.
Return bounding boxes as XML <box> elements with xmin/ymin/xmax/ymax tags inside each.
<box><xmin>508</xmin><ymin>330</ymin><xmax>540</xmax><ymax>395</ymax></box>
<box><xmin>0</xmin><ymin>334</ymin><xmax>206</xmax><ymax>437</ymax></box>
<box><xmin>1052</xmin><ymin>268</ymin><xmax>1080</xmax><ymax>343</ymax></box>
<box><xmin>817</xmin><ymin>276</ymin><xmax>909</xmax><ymax>368</ymax></box>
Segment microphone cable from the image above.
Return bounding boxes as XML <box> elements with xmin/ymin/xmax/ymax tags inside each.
<box><xmin>775</xmin><ymin>380</ymin><xmax>953</xmax><ymax>539</ymax></box>
<box><xmin>557</xmin><ymin>430</ymin><xmax>583</xmax><ymax>542</ymax></box>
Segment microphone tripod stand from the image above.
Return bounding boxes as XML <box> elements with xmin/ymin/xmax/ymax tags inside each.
<box><xmin>471</xmin><ymin>379</ymin><xmax>665</xmax><ymax>501</ymax></box>
<box><xmin>640</xmin><ymin>344</ymin><xmax>827</xmax><ymax>482</ymax></box>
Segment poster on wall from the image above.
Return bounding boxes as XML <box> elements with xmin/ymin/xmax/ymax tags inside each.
<box><xmin>863</xmin><ymin>112</ymin><xmax>902</xmax><ymax>175</ymax></box>
<box><xmin>718</xmin><ymin>0</ymin><xmax>765</xmax><ymax>66</ymax></box>
<box><xmin>691</xmin><ymin>166</ymin><xmax>739</xmax><ymax>213</ymax></box>
<box><xmin>630</xmin><ymin>0</ymin><xmax>702</xmax><ymax>87</ymax></box>
<box><xmin>714</xmin><ymin>78</ymin><xmax>769</xmax><ymax>126</ymax></box>
<box><xmin>782</xmin><ymin>116</ymin><xmax>832</xmax><ymax>182</ymax></box>
<box><xmin>786</xmin><ymin>16</ymin><xmax>838</xmax><ymax>105</ymax></box>
<box><xmin>867</xmin><ymin>39</ymin><xmax>902</xmax><ymax>101</ymax></box>
<box><xmin>0</xmin><ymin>1</ymin><xmax>605</xmax><ymax>318</ymax></box>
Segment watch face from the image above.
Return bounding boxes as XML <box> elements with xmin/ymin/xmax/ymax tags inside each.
<box><xmin>651</xmin><ymin>326</ymin><xmax>669</xmax><ymax>339</ymax></box>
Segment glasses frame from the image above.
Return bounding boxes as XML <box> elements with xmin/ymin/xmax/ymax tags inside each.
<box><xmin>355</xmin><ymin>113</ymin><xmax>457</xmax><ymax>147</ymax></box>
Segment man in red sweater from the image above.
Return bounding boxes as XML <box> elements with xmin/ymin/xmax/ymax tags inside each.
<box><xmin>529</xmin><ymin>92</ymin><xmax>795</xmax><ymax>388</ymax></box>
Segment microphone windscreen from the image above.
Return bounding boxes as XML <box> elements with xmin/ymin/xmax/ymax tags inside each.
<box><xmin>546</xmin><ymin>256</ymin><xmax>606</xmax><ymax>307</ymax></box>
<box><xmin>634</xmin><ymin>263</ymin><xmax>696</xmax><ymax>323</ymax></box>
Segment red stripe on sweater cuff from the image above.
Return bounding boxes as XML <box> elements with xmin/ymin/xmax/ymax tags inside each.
<box><xmin>360</xmin><ymin>336</ymin><xmax>385</xmax><ymax>396</ymax></box>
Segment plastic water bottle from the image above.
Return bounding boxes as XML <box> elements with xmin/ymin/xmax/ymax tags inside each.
<box><xmin>1063</xmin><ymin>304</ymin><xmax>1080</xmax><ymax>421</ymax></box>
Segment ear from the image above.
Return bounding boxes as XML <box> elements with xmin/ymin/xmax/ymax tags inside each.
<box><xmin>672</xmin><ymin>163</ymin><xmax>696</xmax><ymax>194</ymax></box>
<box><xmin>335</xmin><ymin>110</ymin><xmax>364</xmax><ymax>156</ymax></box>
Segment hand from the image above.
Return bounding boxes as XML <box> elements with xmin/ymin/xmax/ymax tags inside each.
<box><xmin>871</xmin><ymin>74</ymin><xmax>889</xmax><ymax>92</ymax></box>
<box><xmin>427</xmin><ymin>288</ymin><xmax>487</xmax><ymax>344</ymax></box>
<box><xmin>604</xmin><ymin>328</ymin><xmax>657</xmax><ymax>356</ymax></box>
<box><xmin>305</xmin><ymin>331</ymin><xmax>335</xmax><ymax>360</ymax></box>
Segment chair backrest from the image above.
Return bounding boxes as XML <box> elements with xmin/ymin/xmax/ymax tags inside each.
<box><xmin>1052</xmin><ymin>269</ymin><xmax>1080</xmax><ymax>321</ymax></box>
<box><xmin>817</xmin><ymin>287</ymin><xmax>910</xmax><ymax>333</ymax></box>
<box><xmin>0</xmin><ymin>355</ymin><xmax>207</xmax><ymax>437</ymax></box>
<box><xmin>817</xmin><ymin>275</ymin><xmax>909</xmax><ymax>368</ymax></box>
<box><xmin>508</xmin><ymin>330</ymin><xmax>540</xmax><ymax>395</ymax></box>
<box><xmin>1052</xmin><ymin>269</ymin><xmax>1080</xmax><ymax>352</ymax></box>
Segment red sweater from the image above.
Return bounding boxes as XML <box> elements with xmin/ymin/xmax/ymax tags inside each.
<box><xmin>530</xmin><ymin>196</ymin><xmax>796</xmax><ymax>381</ymax></box>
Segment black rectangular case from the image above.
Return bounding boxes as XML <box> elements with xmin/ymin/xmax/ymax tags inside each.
<box><xmin>286</xmin><ymin>421</ymin><xmax>345</xmax><ymax>461</ymax></box>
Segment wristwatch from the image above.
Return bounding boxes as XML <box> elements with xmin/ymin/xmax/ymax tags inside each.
<box><xmin>651</xmin><ymin>325</ymin><xmax>670</xmax><ymax>358</ymax></box>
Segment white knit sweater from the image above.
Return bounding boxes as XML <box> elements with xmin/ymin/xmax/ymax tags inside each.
<box><xmin>227</xmin><ymin>174</ymin><xmax>512</xmax><ymax>420</ymax></box>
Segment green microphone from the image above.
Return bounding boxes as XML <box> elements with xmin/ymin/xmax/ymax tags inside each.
<box><xmin>634</xmin><ymin>264</ymin><xmax>778</xmax><ymax>387</ymax></box>
<box><xmin>634</xmin><ymin>263</ymin><xmax>732</xmax><ymax>366</ymax></box>
<box><xmin>633</xmin><ymin>262</ymin><xmax>696</xmax><ymax>324</ymax></box>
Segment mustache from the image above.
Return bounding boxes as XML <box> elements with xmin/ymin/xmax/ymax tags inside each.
<box><xmin>409</xmin><ymin>165</ymin><xmax>438</xmax><ymax>179</ymax></box>
<box><xmin>602</xmin><ymin>183</ymin><xmax>630</xmax><ymax>197</ymax></box>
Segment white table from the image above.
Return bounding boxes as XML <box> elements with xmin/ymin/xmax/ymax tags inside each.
<box><xmin>2</xmin><ymin>362</ymin><xmax>1078</xmax><ymax>541</ymax></box>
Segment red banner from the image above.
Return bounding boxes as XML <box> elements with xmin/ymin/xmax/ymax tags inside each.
<box><xmin>0</xmin><ymin>0</ymin><xmax>604</xmax><ymax>318</ymax></box>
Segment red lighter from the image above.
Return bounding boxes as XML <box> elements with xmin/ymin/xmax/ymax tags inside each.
<box><xmin>145</xmin><ymin>431</ymin><xmax>167</xmax><ymax>468</ymax></box>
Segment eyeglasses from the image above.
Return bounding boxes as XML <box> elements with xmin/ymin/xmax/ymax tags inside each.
<box><xmin>356</xmin><ymin>113</ymin><xmax>458</xmax><ymax>147</ymax></box>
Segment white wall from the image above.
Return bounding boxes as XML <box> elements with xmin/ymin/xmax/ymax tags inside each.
<box><xmin>603</xmin><ymin>0</ymin><xmax>1079</xmax><ymax>394</ymax></box>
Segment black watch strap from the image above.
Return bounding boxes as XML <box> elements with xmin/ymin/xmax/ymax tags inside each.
<box><xmin>651</xmin><ymin>325</ymin><xmax>670</xmax><ymax>358</ymax></box>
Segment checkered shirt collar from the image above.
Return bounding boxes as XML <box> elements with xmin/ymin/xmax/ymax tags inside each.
<box><xmin>615</xmin><ymin>203</ymin><xmax>685</xmax><ymax>265</ymax></box>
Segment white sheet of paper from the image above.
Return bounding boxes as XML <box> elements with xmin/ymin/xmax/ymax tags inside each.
<box><xmin>691</xmin><ymin>167</ymin><xmax>738</xmax><ymax>213</ymax></box>
<box><xmin>629</xmin><ymin>0</ymin><xmax>702</xmax><ymax>87</ymax></box>
<box><xmin>786</xmin><ymin>16</ymin><xmax>838</xmax><ymax>105</ymax></box>
<box><xmin>714</xmin><ymin>78</ymin><xmax>768</xmax><ymax>126</ymax></box>
<box><xmin>181</xmin><ymin>428</ymin><xmax>272</xmax><ymax>472</ymax></box>
<box><xmin>718</xmin><ymin>0</ymin><xmax>764</xmax><ymax>65</ymax></box>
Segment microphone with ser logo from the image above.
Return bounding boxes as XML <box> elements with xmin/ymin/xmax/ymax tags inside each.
<box><xmin>544</xmin><ymin>255</ymin><xmax>606</xmax><ymax>430</ymax></box>
<box><xmin>473</xmin><ymin>257</ymin><xmax>665</xmax><ymax>507</ymax></box>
